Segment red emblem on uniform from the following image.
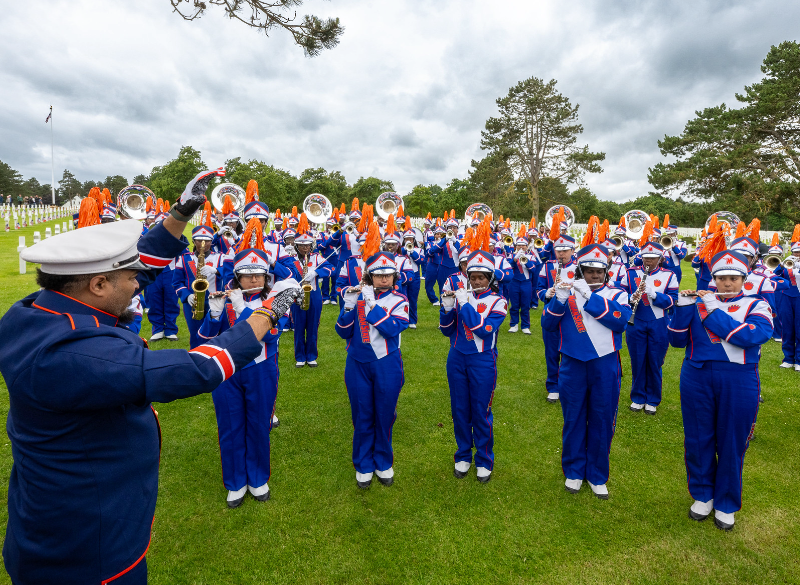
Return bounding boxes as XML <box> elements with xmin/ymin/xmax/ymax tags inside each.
<box><xmin>477</xmin><ymin>303</ymin><xmax>487</xmax><ymax>313</ymax></box>
<box><xmin>404</xmin><ymin>305</ymin><xmax>408</xmax><ymax>313</ymax></box>
<box><xmin>748</xmin><ymin>324</ymin><xmax>755</xmax><ymax>329</ymax></box>
<box><xmin>728</xmin><ymin>305</ymin><xmax>740</xmax><ymax>312</ymax></box>
<box><xmin>382</xmin><ymin>259</ymin><xmax>388</xmax><ymax>265</ymax></box>
<box><xmin>744</xmin><ymin>282</ymin><xmax>754</xmax><ymax>290</ymax></box>
<box><xmin>567</xmin><ymin>271</ymin><xmax>575</xmax><ymax>278</ymax></box>
<box><xmin>613</xmin><ymin>311</ymin><xmax>621</xmax><ymax>318</ymax></box>
<box><xmin>654</xmin><ymin>280</ymin><xmax>661</xmax><ymax>287</ymax></box>
<box><xmin>485</xmin><ymin>325</ymin><xmax>492</xmax><ymax>332</ymax></box>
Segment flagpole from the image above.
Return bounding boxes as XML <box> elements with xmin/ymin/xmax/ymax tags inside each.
<box><xmin>50</xmin><ymin>106</ymin><xmax>55</xmax><ymax>205</ymax></box>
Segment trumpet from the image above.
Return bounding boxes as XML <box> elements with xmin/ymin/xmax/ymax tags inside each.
<box><xmin>532</xmin><ymin>237</ymin><xmax>545</xmax><ymax>248</ymax></box>
<box><xmin>343</xmin><ymin>222</ymin><xmax>356</xmax><ymax>235</ymax></box>
<box><xmin>441</xmin><ymin>285</ymin><xmax>488</xmax><ymax>297</ymax></box>
<box><xmin>660</xmin><ymin>234</ymin><xmax>674</xmax><ymax>248</ymax></box>
<box><xmin>208</xmin><ymin>287</ymin><xmax>263</xmax><ymax>299</ymax></box>
<box><xmin>503</xmin><ymin>235</ymin><xmax>514</xmax><ymax>246</ymax></box>
<box><xmin>446</xmin><ymin>228</ymin><xmax>457</xmax><ymax>239</ymax></box>
<box><xmin>628</xmin><ymin>265</ymin><xmax>652</xmax><ymax>325</ymax></box>
<box><xmin>300</xmin><ymin>256</ymin><xmax>312</xmax><ymax>311</ymax></box>
<box><xmin>609</xmin><ymin>235</ymin><xmax>624</xmax><ymax>250</ymax></box>
<box><xmin>763</xmin><ymin>254</ymin><xmax>782</xmax><ymax>270</ymax></box>
<box><xmin>331</xmin><ymin>224</ymin><xmax>341</xmax><ymax>233</ymax></box>
<box><xmin>785</xmin><ymin>257</ymin><xmax>796</xmax><ymax>270</ymax></box>
<box><xmin>404</xmin><ymin>241</ymin><xmax>414</xmax><ymax>251</ymax></box>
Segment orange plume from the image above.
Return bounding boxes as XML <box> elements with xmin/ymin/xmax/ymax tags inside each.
<box><xmin>361</xmin><ymin>221</ymin><xmax>381</xmax><ymax>260</ymax></box>
<box><xmin>450</xmin><ymin>209</ymin><xmax>456</xmax><ymax>221</ymax></box>
<box><xmin>436</xmin><ymin>217</ymin><xmax>442</xmax><ymax>227</ymax></box>
<box><xmin>145</xmin><ymin>196</ymin><xmax>153</xmax><ymax>213</ymax></box>
<box><xmin>771</xmin><ymin>233</ymin><xmax>780</xmax><ymax>246</ymax></box>
<box><xmin>735</xmin><ymin>221</ymin><xmax>746</xmax><ymax>238</ymax></box>
<box><xmin>745</xmin><ymin>218</ymin><xmax>760</xmax><ymax>243</ymax></box>
<box><xmin>529</xmin><ymin>217</ymin><xmax>536</xmax><ymax>228</ymax></box>
<box><xmin>653</xmin><ymin>216</ymin><xmax>659</xmax><ymax>229</ymax></box>
<box><xmin>517</xmin><ymin>224</ymin><xmax>526</xmax><ymax>239</ymax></box>
<box><xmin>708</xmin><ymin>215</ymin><xmax>718</xmax><ymax>234</ymax></box>
<box><xmin>201</xmin><ymin>201</ymin><xmax>213</xmax><ymax>227</ymax></box>
<box><xmin>222</xmin><ymin>195</ymin><xmax>235</xmax><ymax>215</ymax></box>
<box><xmin>77</xmin><ymin>197</ymin><xmax>101</xmax><ymax>228</ymax></box>
<box><xmin>333</xmin><ymin>208</ymin><xmax>340</xmax><ymax>222</ymax></box>
<box><xmin>461</xmin><ymin>227</ymin><xmax>474</xmax><ymax>250</ymax></box>
<box><xmin>156</xmin><ymin>198</ymin><xmax>164</xmax><ymax>214</ymax></box>
<box><xmin>581</xmin><ymin>216</ymin><xmax>599</xmax><ymax>247</ymax></box>
<box><xmin>405</xmin><ymin>216</ymin><xmax>411</xmax><ymax>232</ymax></box>
<box><xmin>470</xmin><ymin>217</ymin><xmax>493</xmax><ymax>253</ymax></box>
<box><xmin>88</xmin><ymin>187</ymin><xmax>102</xmax><ymax>207</ymax></box>
<box><xmin>297</xmin><ymin>213</ymin><xmax>310</xmax><ymax>235</ymax></box>
<box><xmin>351</xmin><ymin>198</ymin><xmax>360</xmax><ymax>213</ymax></box>
<box><xmin>237</xmin><ymin>218</ymin><xmax>266</xmax><ymax>253</ymax></box>
<box><xmin>699</xmin><ymin>229</ymin><xmax>727</xmax><ymax>261</ymax></box>
<box><xmin>291</xmin><ymin>206</ymin><xmax>298</xmax><ymax>218</ymax></box>
<box><xmin>426</xmin><ymin>212</ymin><xmax>432</xmax><ymax>221</ymax></box>
<box><xmin>663</xmin><ymin>214</ymin><xmax>670</xmax><ymax>230</ymax></box>
<box><xmin>245</xmin><ymin>180</ymin><xmax>259</xmax><ymax>204</ymax></box>
<box><xmin>638</xmin><ymin>220</ymin><xmax>654</xmax><ymax>248</ymax></box>
<box><xmin>397</xmin><ymin>204</ymin><xmax>404</xmax><ymax>218</ymax></box>
<box><xmin>791</xmin><ymin>224</ymin><xmax>800</xmax><ymax>243</ymax></box>
<box><xmin>598</xmin><ymin>219</ymin><xmax>609</xmax><ymax>243</ymax></box>
<box><xmin>386</xmin><ymin>214</ymin><xmax>397</xmax><ymax>235</ymax></box>
<box><xmin>101</xmin><ymin>188</ymin><xmax>112</xmax><ymax>204</ymax></box>
<box><xmin>275</xmin><ymin>209</ymin><xmax>282</xmax><ymax>219</ymax></box>
<box><xmin>163</xmin><ymin>199</ymin><xmax>170</xmax><ymax>209</ymax></box>
<box><xmin>549</xmin><ymin>206</ymin><xmax>564</xmax><ymax>241</ymax></box>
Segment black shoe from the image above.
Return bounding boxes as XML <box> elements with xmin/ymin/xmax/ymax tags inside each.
<box><xmin>252</xmin><ymin>491</ymin><xmax>271</xmax><ymax>502</ymax></box>
<box><xmin>454</xmin><ymin>468</ymin><xmax>468</xmax><ymax>479</ymax></box>
<box><xmin>714</xmin><ymin>517</ymin><xmax>734</xmax><ymax>531</ymax></box>
<box><xmin>227</xmin><ymin>496</ymin><xmax>245</xmax><ymax>509</ymax></box>
<box><xmin>477</xmin><ymin>474</ymin><xmax>491</xmax><ymax>484</ymax></box>
<box><xmin>759</xmin><ymin>394</ymin><xmax>764</xmax><ymax>403</ymax></box>
<box><xmin>688</xmin><ymin>508</ymin><xmax>710</xmax><ymax>522</ymax></box>
<box><xmin>357</xmin><ymin>478</ymin><xmax>372</xmax><ymax>489</ymax></box>
<box><xmin>377</xmin><ymin>476</ymin><xmax>394</xmax><ymax>486</ymax></box>
<box><xmin>546</xmin><ymin>396</ymin><xmax>559</xmax><ymax>404</ymax></box>
<box><xmin>272</xmin><ymin>419</ymin><xmax>280</xmax><ymax>428</ymax></box>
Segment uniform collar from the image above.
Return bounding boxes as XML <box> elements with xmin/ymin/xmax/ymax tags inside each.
<box><xmin>718</xmin><ymin>292</ymin><xmax>745</xmax><ymax>303</ymax></box>
<box><xmin>475</xmin><ymin>288</ymin><xmax>493</xmax><ymax>299</ymax></box>
<box><xmin>375</xmin><ymin>288</ymin><xmax>394</xmax><ymax>299</ymax></box>
<box><xmin>32</xmin><ymin>289</ymin><xmax>120</xmax><ymax>327</ymax></box>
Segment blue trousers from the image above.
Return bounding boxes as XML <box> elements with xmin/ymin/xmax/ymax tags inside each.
<box><xmin>344</xmin><ymin>352</ymin><xmax>405</xmax><ymax>474</ymax></box>
<box><xmin>779</xmin><ymin>294</ymin><xmax>799</xmax><ymax>363</ymax></box>
<box><xmin>509</xmin><ymin>279</ymin><xmax>533</xmax><ymax>328</ymax></box>
<box><xmin>626</xmin><ymin>317</ymin><xmax>669</xmax><ymax>406</ymax></box>
<box><xmin>501</xmin><ymin>282</ymin><xmax>510</xmax><ymax>302</ymax></box>
<box><xmin>291</xmin><ymin>290</ymin><xmax>322</xmax><ymax>362</ymax></box>
<box><xmin>181</xmin><ymin>301</ymin><xmax>206</xmax><ymax>349</ymax></box>
<box><xmin>679</xmin><ymin>361</ymin><xmax>760</xmax><ymax>513</ymax></box>
<box><xmin>541</xmin><ymin>310</ymin><xmax>561</xmax><ymax>393</ymax></box>
<box><xmin>424</xmin><ymin>262</ymin><xmax>440</xmax><ymax>302</ymax></box>
<box><xmin>447</xmin><ymin>349</ymin><xmax>497</xmax><ymax>469</ymax></box>
<box><xmin>212</xmin><ymin>355</ymin><xmax>279</xmax><ymax>491</ymax></box>
<box><xmin>320</xmin><ymin>275</ymin><xmax>334</xmax><ymax>302</ymax></box>
<box><xmin>772</xmin><ymin>294</ymin><xmax>783</xmax><ymax>340</ymax></box>
<box><xmin>405</xmin><ymin>276</ymin><xmax>420</xmax><ymax>325</ymax></box>
<box><xmin>147</xmin><ymin>270</ymin><xmax>179</xmax><ymax>336</ymax></box>
<box><xmin>436</xmin><ymin>265</ymin><xmax>458</xmax><ymax>298</ymax></box>
<box><xmin>558</xmin><ymin>353</ymin><xmax>621</xmax><ymax>485</ymax></box>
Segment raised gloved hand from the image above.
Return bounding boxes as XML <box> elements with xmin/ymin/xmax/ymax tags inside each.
<box><xmin>645</xmin><ymin>281</ymin><xmax>657</xmax><ymax>300</ymax></box>
<box><xmin>555</xmin><ymin>285</ymin><xmax>570</xmax><ymax>302</ymax></box>
<box><xmin>441</xmin><ymin>293</ymin><xmax>456</xmax><ymax>310</ymax></box>
<box><xmin>199</xmin><ymin>264</ymin><xmax>216</xmax><ymax>279</ymax></box>
<box><xmin>545</xmin><ymin>287</ymin><xmax>556</xmax><ymax>299</ymax></box>
<box><xmin>208</xmin><ymin>295</ymin><xmax>226</xmax><ymax>316</ymax></box>
<box><xmin>572</xmin><ymin>279</ymin><xmax>591</xmax><ymax>299</ymax></box>
<box><xmin>361</xmin><ymin>285</ymin><xmax>375</xmax><ymax>304</ymax></box>
<box><xmin>454</xmin><ymin>286</ymin><xmax>470</xmax><ymax>307</ymax></box>
<box><xmin>700</xmin><ymin>293</ymin><xmax>720</xmax><ymax>315</ymax></box>
<box><xmin>187</xmin><ymin>293</ymin><xmax>196</xmax><ymax>308</ymax></box>
<box><xmin>173</xmin><ymin>168</ymin><xmax>225</xmax><ymax>220</ymax></box>
<box><xmin>229</xmin><ymin>288</ymin><xmax>246</xmax><ymax>314</ymax></box>
<box><xmin>301</xmin><ymin>268</ymin><xmax>318</xmax><ymax>284</ymax></box>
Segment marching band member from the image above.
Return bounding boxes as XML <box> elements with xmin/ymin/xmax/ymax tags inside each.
<box><xmin>420</xmin><ymin>213</ymin><xmax>433</xmax><ymax>279</ymax></box>
<box><xmin>773</xmin><ymin>225</ymin><xmax>800</xmax><ymax>370</ymax></box>
<box><xmin>692</xmin><ymin>229</ymin><xmax>713</xmax><ymax>292</ymax></box>
<box><xmin>605</xmin><ymin>239</ymin><xmax>628</xmax><ymax>287</ymax></box>
<box><xmin>668</xmin><ymin>248</ymin><xmax>773</xmax><ymax>530</ymax></box>
<box><xmin>439</xmin><ymin>221</ymin><xmax>507</xmax><ymax>483</ymax></box>
<box><xmin>508</xmin><ymin>228</ymin><xmax>540</xmax><ymax>334</ymax></box>
<box><xmin>336</xmin><ymin>223</ymin><xmax>409</xmax><ymax>489</ymax></box>
<box><xmin>319</xmin><ymin>215</ymin><xmax>340</xmax><ymax>304</ymax></box>
<box><xmin>199</xmin><ymin>219</ymin><xmax>299</xmax><ymax>507</ymax></box>
<box><xmin>290</xmin><ymin>214</ymin><xmax>336</xmax><ymax>367</ymax></box>
<box><xmin>621</xmin><ymin>240</ymin><xmax>679</xmax><ymax>414</ymax></box>
<box><xmin>660</xmin><ymin>217</ymin><xmax>688</xmax><ymax>282</ymax></box>
<box><xmin>536</xmin><ymin>231</ymin><xmax>578</xmax><ymax>402</ymax></box>
<box><xmin>172</xmin><ymin>224</ymin><xmax>219</xmax><ymax>348</ymax></box>
<box><xmin>441</xmin><ymin>245</ymin><xmax>471</xmax><ymax>296</ymax></box>
<box><xmin>425</xmin><ymin>223</ymin><xmax>445</xmax><ymax>305</ymax></box>
<box><xmin>432</xmin><ymin>213</ymin><xmax>462</xmax><ymax>298</ymax></box>
<box><xmin>399</xmin><ymin>220</ymin><xmax>423</xmax><ymax>329</ymax></box>
<box><xmin>542</xmin><ymin>243</ymin><xmax>631</xmax><ymax>499</ymax></box>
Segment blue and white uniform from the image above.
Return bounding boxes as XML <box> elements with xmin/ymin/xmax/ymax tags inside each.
<box><xmin>508</xmin><ymin>238</ymin><xmax>541</xmax><ymax>331</ymax></box>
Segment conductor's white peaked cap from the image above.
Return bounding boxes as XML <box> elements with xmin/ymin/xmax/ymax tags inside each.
<box><xmin>21</xmin><ymin>220</ymin><xmax>150</xmax><ymax>275</ymax></box>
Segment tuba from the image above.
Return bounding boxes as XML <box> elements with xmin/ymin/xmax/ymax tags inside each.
<box><xmin>210</xmin><ymin>183</ymin><xmax>246</xmax><ymax>213</ymax></box>
<box><xmin>464</xmin><ymin>203</ymin><xmax>493</xmax><ymax>222</ymax></box>
<box><xmin>303</xmin><ymin>193</ymin><xmax>332</xmax><ymax>225</ymax></box>
<box><xmin>544</xmin><ymin>205</ymin><xmax>575</xmax><ymax>231</ymax></box>
<box><xmin>623</xmin><ymin>210</ymin><xmax>649</xmax><ymax>241</ymax></box>
<box><xmin>704</xmin><ymin>211</ymin><xmax>741</xmax><ymax>234</ymax></box>
<box><xmin>118</xmin><ymin>184</ymin><xmax>155</xmax><ymax>220</ymax></box>
<box><xmin>376</xmin><ymin>192</ymin><xmax>403</xmax><ymax>221</ymax></box>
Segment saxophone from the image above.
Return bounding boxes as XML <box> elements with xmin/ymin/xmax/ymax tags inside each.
<box><xmin>191</xmin><ymin>243</ymin><xmax>209</xmax><ymax>320</ymax></box>
<box><xmin>300</xmin><ymin>254</ymin><xmax>312</xmax><ymax>311</ymax></box>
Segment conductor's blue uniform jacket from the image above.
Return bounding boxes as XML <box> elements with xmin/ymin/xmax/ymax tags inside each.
<box><xmin>0</xmin><ymin>223</ymin><xmax>264</xmax><ymax>585</ymax></box>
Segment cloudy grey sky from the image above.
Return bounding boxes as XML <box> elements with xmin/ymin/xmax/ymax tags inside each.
<box><xmin>1</xmin><ymin>0</ymin><xmax>797</xmax><ymax>201</ymax></box>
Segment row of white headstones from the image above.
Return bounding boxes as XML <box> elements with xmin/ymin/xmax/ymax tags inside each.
<box><xmin>15</xmin><ymin>220</ymin><xmax>77</xmax><ymax>275</ymax></box>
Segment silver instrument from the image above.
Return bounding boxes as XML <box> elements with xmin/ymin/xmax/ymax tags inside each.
<box><xmin>609</xmin><ymin>235</ymin><xmax>625</xmax><ymax>250</ymax></box>
<box><xmin>464</xmin><ymin>203</ymin><xmax>493</xmax><ymax>222</ymax></box>
<box><xmin>118</xmin><ymin>184</ymin><xmax>155</xmax><ymax>220</ymax></box>
<box><xmin>303</xmin><ymin>193</ymin><xmax>332</xmax><ymax>225</ymax></box>
<box><xmin>545</xmin><ymin>205</ymin><xmax>575</xmax><ymax>231</ymax></box>
<box><xmin>376</xmin><ymin>191</ymin><xmax>403</xmax><ymax>221</ymax></box>
<box><xmin>210</xmin><ymin>183</ymin><xmax>246</xmax><ymax>213</ymax></box>
<box><xmin>705</xmin><ymin>211</ymin><xmax>741</xmax><ymax>234</ymax></box>
<box><xmin>623</xmin><ymin>210</ymin><xmax>649</xmax><ymax>241</ymax></box>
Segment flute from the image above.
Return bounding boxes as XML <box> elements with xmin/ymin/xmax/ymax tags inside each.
<box><xmin>441</xmin><ymin>285</ymin><xmax>488</xmax><ymax>297</ymax></box>
<box><xmin>208</xmin><ymin>287</ymin><xmax>263</xmax><ymax>299</ymax></box>
<box><xmin>679</xmin><ymin>291</ymin><xmax>740</xmax><ymax>297</ymax></box>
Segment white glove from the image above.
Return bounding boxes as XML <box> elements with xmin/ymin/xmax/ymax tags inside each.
<box><xmin>283</xmin><ymin>244</ymin><xmax>295</xmax><ymax>256</ymax></box>
<box><xmin>302</xmin><ymin>268</ymin><xmax>318</xmax><ymax>283</ymax></box>
<box><xmin>700</xmin><ymin>293</ymin><xmax>720</xmax><ymax>314</ymax></box>
<box><xmin>361</xmin><ymin>285</ymin><xmax>375</xmax><ymax>304</ymax></box>
<box><xmin>174</xmin><ymin>168</ymin><xmax>225</xmax><ymax>218</ymax></box>
<box><xmin>545</xmin><ymin>287</ymin><xmax>555</xmax><ymax>299</ymax></box>
<box><xmin>343</xmin><ymin>287</ymin><xmax>360</xmax><ymax>309</ymax></box>
<box><xmin>441</xmin><ymin>294</ymin><xmax>456</xmax><ymax>310</ymax></box>
<box><xmin>208</xmin><ymin>295</ymin><xmax>226</xmax><ymax>316</ymax></box>
<box><xmin>199</xmin><ymin>265</ymin><xmax>216</xmax><ymax>279</ymax></box>
<box><xmin>187</xmin><ymin>293</ymin><xmax>196</xmax><ymax>308</ymax></box>
<box><xmin>677</xmin><ymin>294</ymin><xmax>697</xmax><ymax>306</ymax></box>
<box><xmin>555</xmin><ymin>285</ymin><xmax>570</xmax><ymax>302</ymax></box>
<box><xmin>645</xmin><ymin>281</ymin><xmax>657</xmax><ymax>300</ymax></box>
<box><xmin>454</xmin><ymin>286</ymin><xmax>470</xmax><ymax>307</ymax></box>
<box><xmin>229</xmin><ymin>288</ymin><xmax>246</xmax><ymax>314</ymax></box>
<box><xmin>572</xmin><ymin>279</ymin><xmax>591</xmax><ymax>299</ymax></box>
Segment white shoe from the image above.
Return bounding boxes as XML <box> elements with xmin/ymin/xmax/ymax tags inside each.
<box><xmin>247</xmin><ymin>482</ymin><xmax>270</xmax><ymax>501</ymax></box>
<box><xmin>409</xmin><ymin>324</ymin><xmax>417</xmax><ymax>329</ymax></box>
<box><xmin>227</xmin><ymin>486</ymin><xmax>247</xmax><ymax>508</ymax></box>
<box><xmin>356</xmin><ymin>471</ymin><xmax>374</xmax><ymax>488</ymax></box>
<box><xmin>296</xmin><ymin>361</ymin><xmax>306</xmax><ymax>368</ymax></box>
<box><xmin>588</xmin><ymin>481</ymin><xmax>609</xmax><ymax>499</ymax></box>
<box><xmin>144</xmin><ymin>308</ymin><xmax>150</xmax><ymax>314</ymax></box>
<box><xmin>432</xmin><ymin>301</ymin><xmax>440</xmax><ymax>306</ymax></box>
<box><xmin>714</xmin><ymin>509</ymin><xmax>735</xmax><ymax>530</ymax></box>
<box><xmin>508</xmin><ymin>325</ymin><xmax>519</xmax><ymax>333</ymax></box>
<box><xmin>149</xmin><ymin>332</ymin><xmax>164</xmax><ymax>341</ymax></box>
<box><xmin>630</xmin><ymin>402</ymin><xmax>644</xmax><ymax>412</ymax></box>
<box><xmin>644</xmin><ymin>404</ymin><xmax>657</xmax><ymax>415</ymax></box>
<box><xmin>375</xmin><ymin>467</ymin><xmax>394</xmax><ymax>479</ymax></box>
<box><xmin>780</xmin><ymin>362</ymin><xmax>794</xmax><ymax>368</ymax></box>
<box><xmin>565</xmin><ymin>478</ymin><xmax>583</xmax><ymax>493</ymax></box>
<box><xmin>546</xmin><ymin>392</ymin><xmax>560</xmax><ymax>403</ymax></box>
<box><xmin>773</xmin><ymin>337</ymin><xmax>782</xmax><ymax>342</ymax></box>
<box><xmin>521</xmin><ymin>328</ymin><xmax>531</xmax><ymax>334</ymax></box>
<box><xmin>272</xmin><ymin>414</ymin><xmax>279</xmax><ymax>424</ymax></box>
<box><xmin>165</xmin><ymin>334</ymin><xmax>178</xmax><ymax>340</ymax></box>
<box><xmin>795</xmin><ymin>364</ymin><xmax>800</xmax><ymax>372</ymax></box>
<box><xmin>307</xmin><ymin>360</ymin><xmax>317</xmax><ymax>367</ymax></box>
<box><xmin>476</xmin><ymin>466</ymin><xmax>492</xmax><ymax>483</ymax></box>
<box><xmin>690</xmin><ymin>499</ymin><xmax>713</xmax><ymax>520</ymax></box>
<box><xmin>454</xmin><ymin>461</ymin><xmax>471</xmax><ymax>473</ymax></box>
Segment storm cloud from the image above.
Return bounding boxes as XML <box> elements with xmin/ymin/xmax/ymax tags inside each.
<box><xmin>1</xmin><ymin>0</ymin><xmax>797</xmax><ymax>201</ymax></box>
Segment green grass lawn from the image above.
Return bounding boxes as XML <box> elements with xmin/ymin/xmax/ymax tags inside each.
<box><xmin>1</xmin><ymin>219</ymin><xmax>799</xmax><ymax>584</ymax></box>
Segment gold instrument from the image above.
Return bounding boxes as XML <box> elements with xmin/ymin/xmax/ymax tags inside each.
<box><xmin>660</xmin><ymin>234</ymin><xmax>674</xmax><ymax>248</ymax></box>
<box><xmin>464</xmin><ymin>203</ymin><xmax>493</xmax><ymax>222</ymax></box>
<box><xmin>447</xmin><ymin>228</ymin><xmax>458</xmax><ymax>239</ymax></box>
<box><xmin>118</xmin><ymin>184</ymin><xmax>155</xmax><ymax>220</ymax></box>
<box><xmin>376</xmin><ymin>191</ymin><xmax>403</xmax><ymax>221</ymax></box>
<box><xmin>344</xmin><ymin>222</ymin><xmax>356</xmax><ymax>235</ymax></box>
<box><xmin>623</xmin><ymin>210</ymin><xmax>649</xmax><ymax>241</ymax></box>
<box><xmin>331</xmin><ymin>224</ymin><xmax>341</xmax><ymax>233</ymax></box>
<box><xmin>192</xmin><ymin>242</ymin><xmax>209</xmax><ymax>320</ymax></box>
<box><xmin>303</xmin><ymin>193</ymin><xmax>333</xmax><ymax>225</ymax></box>
<box><xmin>609</xmin><ymin>235</ymin><xmax>625</xmax><ymax>250</ymax></box>
<box><xmin>404</xmin><ymin>241</ymin><xmax>414</xmax><ymax>251</ymax></box>
<box><xmin>533</xmin><ymin>237</ymin><xmax>545</xmax><ymax>248</ymax></box>
<box><xmin>503</xmin><ymin>235</ymin><xmax>514</xmax><ymax>246</ymax></box>
<box><xmin>545</xmin><ymin>205</ymin><xmax>575</xmax><ymax>231</ymax></box>
<box><xmin>210</xmin><ymin>183</ymin><xmax>246</xmax><ymax>213</ymax></box>
<box><xmin>300</xmin><ymin>255</ymin><xmax>312</xmax><ymax>311</ymax></box>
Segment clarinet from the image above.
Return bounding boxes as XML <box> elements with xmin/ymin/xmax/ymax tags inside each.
<box><xmin>628</xmin><ymin>265</ymin><xmax>652</xmax><ymax>325</ymax></box>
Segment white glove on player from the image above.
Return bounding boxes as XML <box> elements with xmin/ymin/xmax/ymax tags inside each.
<box><xmin>208</xmin><ymin>295</ymin><xmax>226</xmax><ymax>316</ymax></box>
<box><xmin>301</xmin><ymin>268</ymin><xmax>318</xmax><ymax>284</ymax></box>
<box><xmin>229</xmin><ymin>288</ymin><xmax>246</xmax><ymax>315</ymax></box>
<box><xmin>676</xmin><ymin>293</ymin><xmax>697</xmax><ymax>306</ymax></box>
<box><xmin>645</xmin><ymin>281</ymin><xmax>657</xmax><ymax>300</ymax></box>
<box><xmin>572</xmin><ymin>279</ymin><xmax>591</xmax><ymax>299</ymax></box>
<box><xmin>199</xmin><ymin>265</ymin><xmax>216</xmax><ymax>279</ymax></box>
<box><xmin>360</xmin><ymin>285</ymin><xmax>375</xmax><ymax>304</ymax></box>
<box><xmin>283</xmin><ymin>244</ymin><xmax>295</xmax><ymax>257</ymax></box>
<box><xmin>343</xmin><ymin>287</ymin><xmax>360</xmax><ymax>309</ymax></box>
<box><xmin>555</xmin><ymin>285</ymin><xmax>570</xmax><ymax>302</ymax></box>
<box><xmin>441</xmin><ymin>294</ymin><xmax>456</xmax><ymax>310</ymax></box>
<box><xmin>186</xmin><ymin>293</ymin><xmax>196</xmax><ymax>308</ymax></box>
<box><xmin>545</xmin><ymin>287</ymin><xmax>555</xmax><ymax>299</ymax></box>
<box><xmin>454</xmin><ymin>286</ymin><xmax>470</xmax><ymax>307</ymax></box>
<box><xmin>700</xmin><ymin>293</ymin><xmax>720</xmax><ymax>314</ymax></box>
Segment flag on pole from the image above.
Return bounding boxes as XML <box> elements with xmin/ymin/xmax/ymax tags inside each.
<box><xmin>45</xmin><ymin>106</ymin><xmax>52</xmax><ymax>123</ymax></box>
